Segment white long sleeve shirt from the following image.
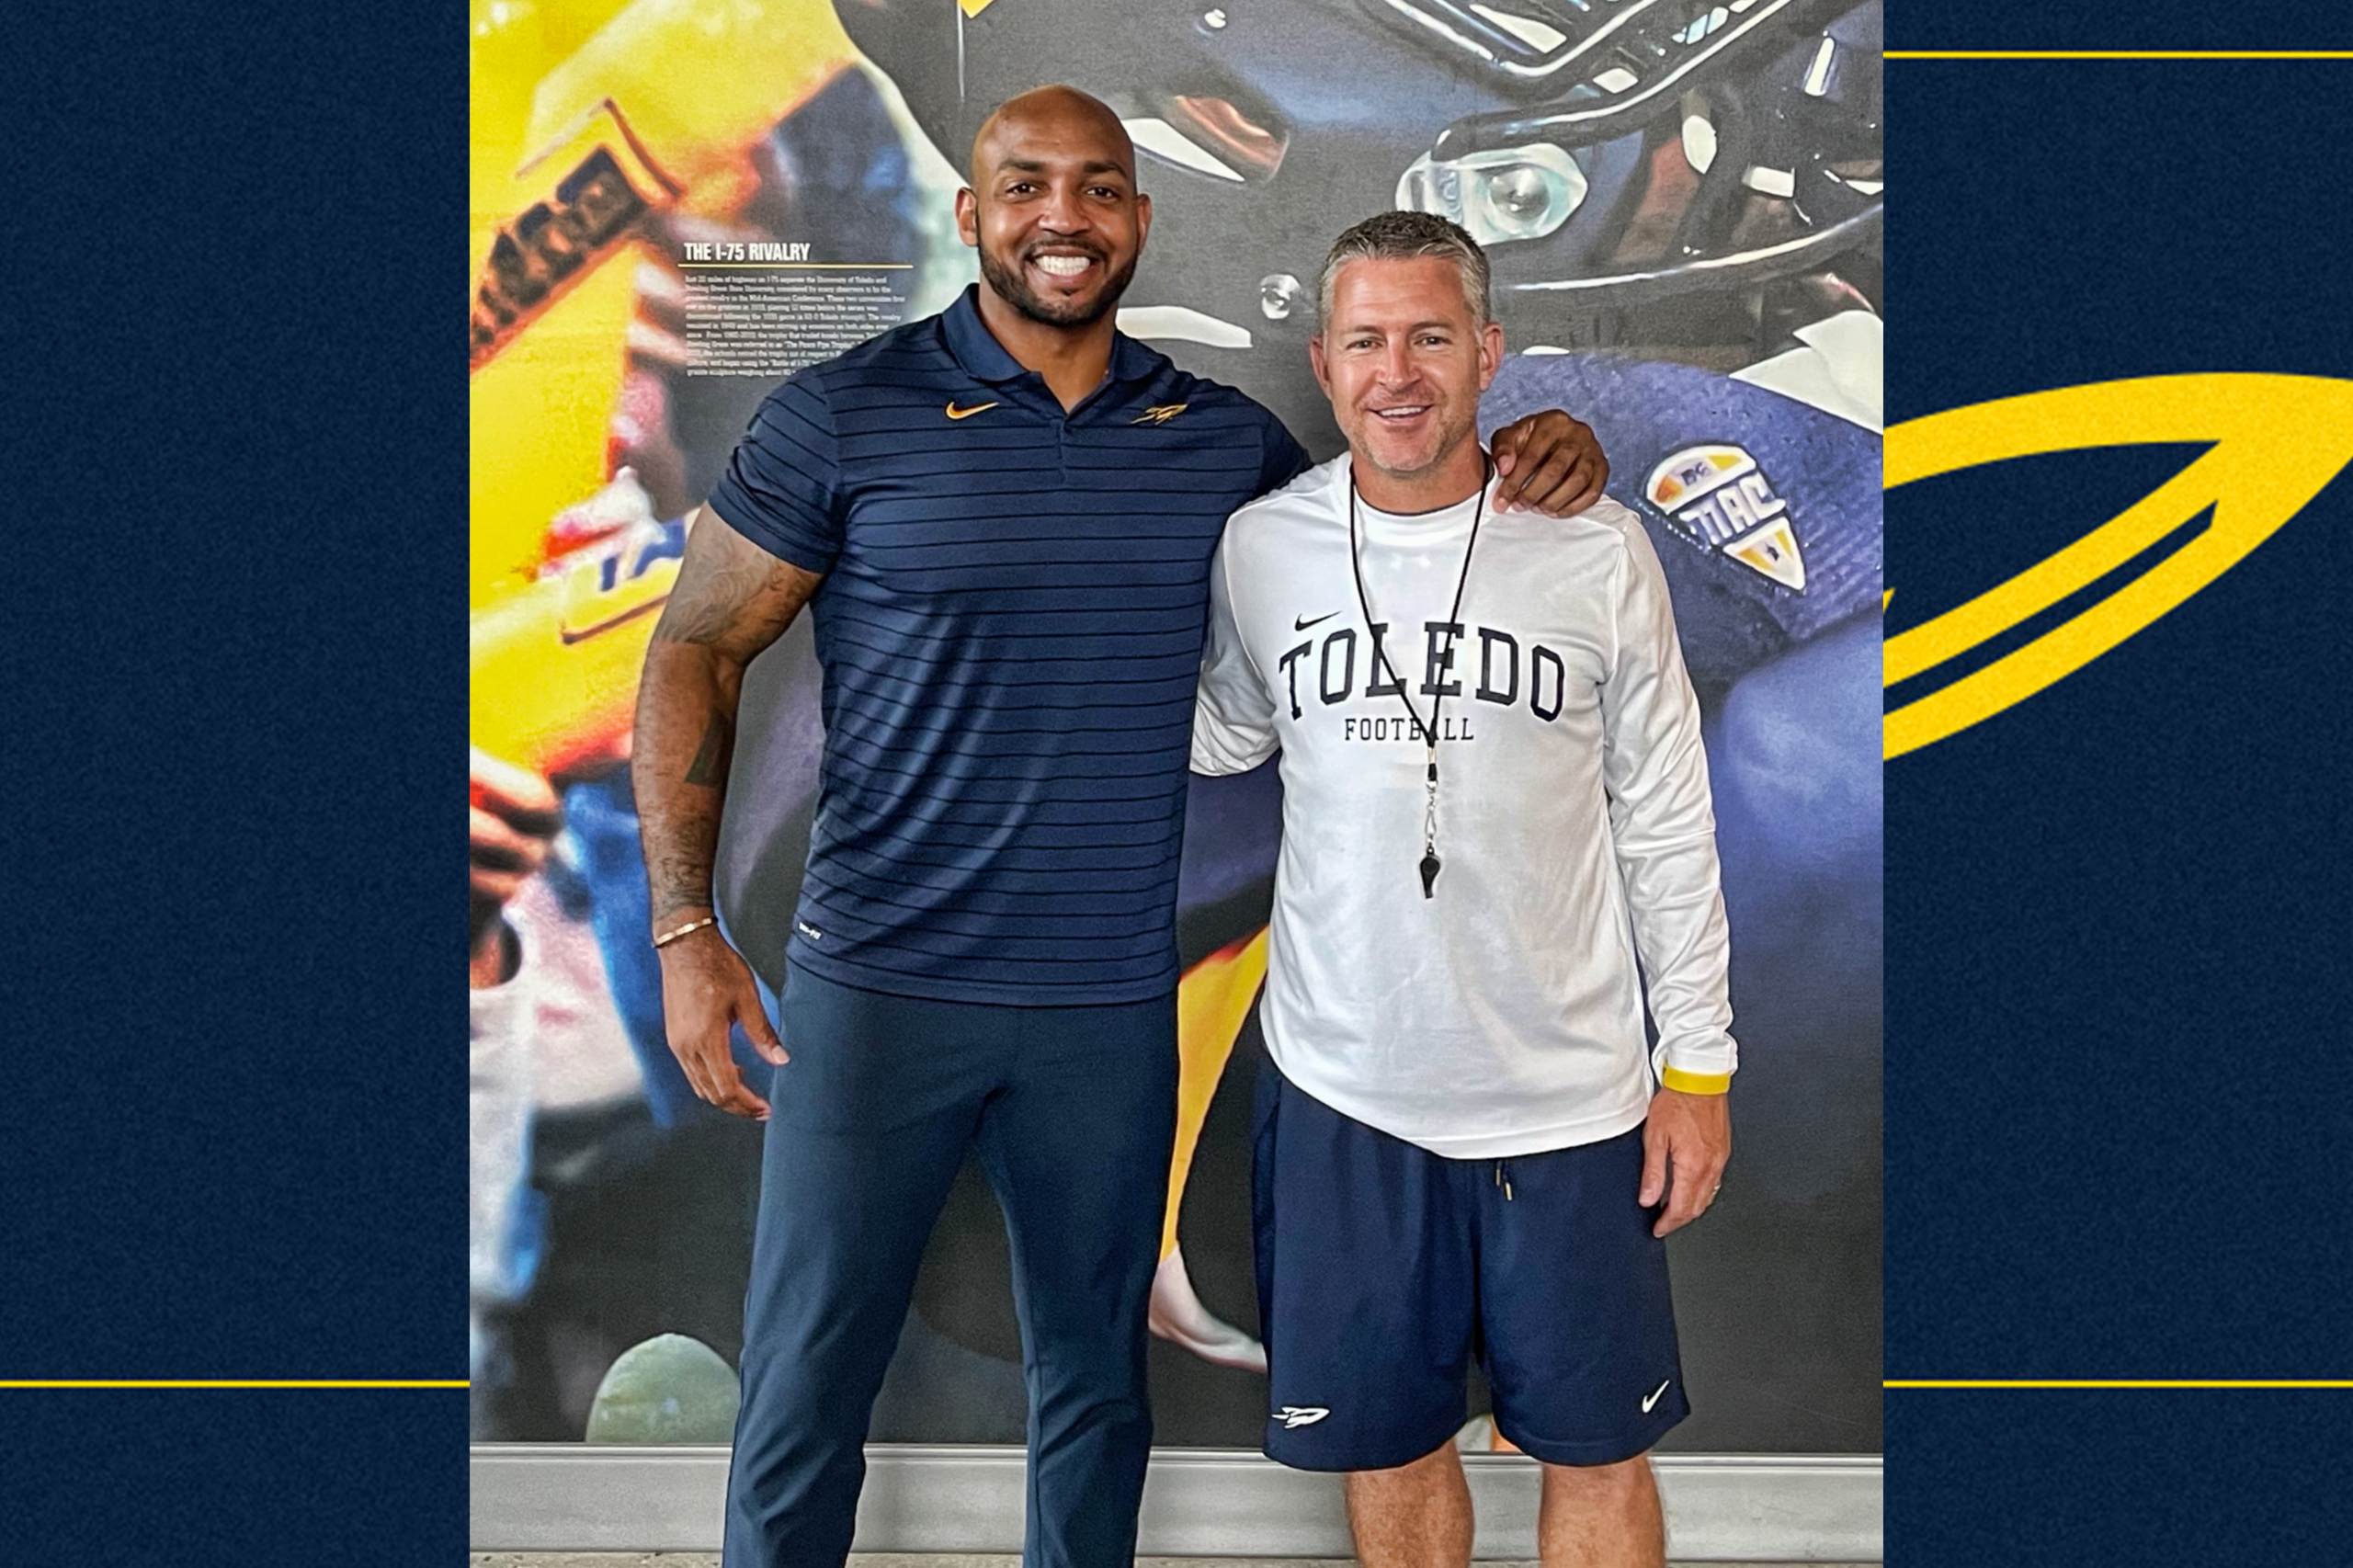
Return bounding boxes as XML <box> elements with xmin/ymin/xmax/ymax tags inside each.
<box><xmin>1191</xmin><ymin>454</ymin><xmax>1735</xmax><ymax>1158</ymax></box>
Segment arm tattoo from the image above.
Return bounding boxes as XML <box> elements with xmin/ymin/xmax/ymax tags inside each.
<box><xmin>659</xmin><ymin>551</ymin><xmax>773</xmax><ymax>645</ymax></box>
<box><xmin>683</xmin><ymin>710</ymin><xmax>735</xmax><ymax>787</ymax></box>
<box><xmin>647</xmin><ymin>845</ymin><xmax>719</xmax><ymax>926</ymax></box>
<box><xmin>632</xmin><ymin>510</ymin><xmax>821</xmax><ymax>937</ymax></box>
<box><xmin>653</xmin><ymin>514</ymin><xmax>816</xmax><ymax>655</ymax></box>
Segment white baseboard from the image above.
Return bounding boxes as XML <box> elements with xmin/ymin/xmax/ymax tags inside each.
<box><xmin>471</xmin><ymin>1446</ymin><xmax>1881</xmax><ymax>1562</ymax></box>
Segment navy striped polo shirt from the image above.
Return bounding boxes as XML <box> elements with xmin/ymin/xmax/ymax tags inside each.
<box><xmin>706</xmin><ymin>285</ymin><xmax>1308</xmax><ymax>1005</ymax></box>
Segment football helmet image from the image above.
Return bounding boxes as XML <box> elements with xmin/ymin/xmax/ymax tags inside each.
<box><xmin>839</xmin><ymin>0</ymin><xmax>1881</xmax><ymax>449</ymax></box>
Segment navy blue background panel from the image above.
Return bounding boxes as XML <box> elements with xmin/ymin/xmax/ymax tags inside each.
<box><xmin>7</xmin><ymin>0</ymin><xmax>467</xmax><ymax>1559</ymax></box>
<box><xmin>1898</xmin><ymin>1</ymin><xmax>2340</xmax><ymax>51</ymax></box>
<box><xmin>1888</xmin><ymin>26</ymin><xmax>2353</xmax><ymax>1568</ymax></box>
<box><xmin>1887</xmin><ymin>55</ymin><xmax>2353</xmax><ymax>1381</ymax></box>
<box><xmin>1890</xmin><ymin>1392</ymin><xmax>2353</xmax><ymax>1568</ymax></box>
<box><xmin>709</xmin><ymin>286</ymin><xmax>1309</xmax><ymax>1004</ymax></box>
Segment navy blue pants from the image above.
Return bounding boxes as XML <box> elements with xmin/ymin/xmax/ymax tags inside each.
<box><xmin>722</xmin><ymin>962</ymin><xmax>1178</xmax><ymax>1568</ymax></box>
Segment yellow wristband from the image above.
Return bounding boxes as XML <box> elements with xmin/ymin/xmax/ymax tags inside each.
<box><xmin>1661</xmin><ymin>1065</ymin><xmax>1731</xmax><ymax>1095</ymax></box>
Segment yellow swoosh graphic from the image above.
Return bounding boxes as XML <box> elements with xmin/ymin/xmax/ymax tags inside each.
<box><xmin>1884</xmin><ymin>374</ymin><xmax>2353</xmax><ymax>758</ymax></box>
<box><xmin>945</xmin><ymin>400</ymin><xmax>999</xmax><ymax>420</ymax></box>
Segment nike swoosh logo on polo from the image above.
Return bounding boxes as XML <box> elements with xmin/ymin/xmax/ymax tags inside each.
<box><xmin>1274</xmin><ymin>1405</ymin><xmax>1329</xmax><ymax>1429</ymax></box>
<box><xmin>945</xmin><ymin>401</ymin><xmax>1000</xmax><ymax>420</ymax></box>
<box><xmin>1642</xmin><ymin>1380</ymin><xmax>1672</xmax><ymax>1413</ymax></box>
<box><xmin>1294</xmin><ymin>611</ymin><xmax>1340</xmax><ymax>631</ymax></box>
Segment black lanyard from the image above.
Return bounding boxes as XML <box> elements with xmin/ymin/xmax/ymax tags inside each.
<box><xmin>1346</xmin><ymin>461</ymin><xmax>1489</xmax><ymax>898</ymax></box>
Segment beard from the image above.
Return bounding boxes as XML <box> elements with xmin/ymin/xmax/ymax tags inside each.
<box><xmin>977</xmin><ymin>241</ymin><xmax>1139</xmax><ymax>328</ymax></box>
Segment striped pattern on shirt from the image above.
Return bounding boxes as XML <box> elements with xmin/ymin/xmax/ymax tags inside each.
<box><xmin>706</xmin><ymin>285</ymin><xmax>1309</xmax><ymax>1005</ymax></box>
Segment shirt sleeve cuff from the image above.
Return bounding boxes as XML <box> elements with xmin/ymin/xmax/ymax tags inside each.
<box><xmin>1660</xmin><ymin>1064</ymin><xmax>1732</xmax><ymax>1095</ymax></box>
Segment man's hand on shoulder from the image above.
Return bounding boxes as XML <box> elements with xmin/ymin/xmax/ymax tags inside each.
<box><xmin>1639</xmin><ymin>1086</ymin><xmax>1731</xmax><ymax>1237</ymax></box>
<box><xmin>1490</xmin><ymin>407</ymin><xmax>1609</xmax><ymax>517</ymax></box>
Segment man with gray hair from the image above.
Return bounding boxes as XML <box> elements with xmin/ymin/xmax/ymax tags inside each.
<box><xmin>632</xmin><ymin>80</ymin><xmax>1619</xmax><ymax>1567</ymax></box>
<box><xmin>1192</xmin><ymin>210</ymin><xmax>1736</xmax><ymax>1568</ymax></box>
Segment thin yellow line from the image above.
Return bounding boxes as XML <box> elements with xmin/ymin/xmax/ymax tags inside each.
<box><xmin>1889</xmin><ymin>51</ymin><xmax>2353</xmax><ymax>60</ymax></box>
<box><xmin>1888</xmin><ymin>1380</ymin><xmax>2353</xmax><ymax>1389</ymax></box>
<box><xmin>0</xmin><ymin>1380</ymin><xmax>468</xmax><ymax>1390</ymax></box>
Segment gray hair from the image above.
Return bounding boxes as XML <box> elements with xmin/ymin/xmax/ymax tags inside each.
<box><xmin>1317</xmin><ymin>210</ymin><xmax>1493</xmax><ymax>328</ymax></box>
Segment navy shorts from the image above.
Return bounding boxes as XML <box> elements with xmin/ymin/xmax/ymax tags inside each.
<box><xmin>1251</xmin><ymin>1063</ymin><xmax>1689</xmax><ymax>1471</ymax></box>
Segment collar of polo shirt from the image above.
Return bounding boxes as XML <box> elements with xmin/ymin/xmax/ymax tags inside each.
<box><xmin>941</xmin><ymin>283</ymin><xmax>1161</xmax><ymax>390</ymax></box>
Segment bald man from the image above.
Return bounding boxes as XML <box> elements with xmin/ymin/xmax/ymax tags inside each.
<box><xmin>631</xmin><ymin>86</ymin><xmax>1612</xmax><ymax>1568</ymax></box>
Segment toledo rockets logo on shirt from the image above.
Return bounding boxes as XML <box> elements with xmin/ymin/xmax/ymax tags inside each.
<box><xmin>1644</xmin><ymin>444</ymin><xmax>1807</xmax><ymax>593</ymax></box>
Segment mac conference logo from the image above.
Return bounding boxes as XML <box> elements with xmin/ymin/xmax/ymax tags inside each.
<box><xmin>1884</xmin><ymin>373</ymin><xmax>2353</xmax><ymax>758</ymax></box>
<box><xmin>1646</xmin><ymin>443</ymin><xmax>1805</xmax><ymax>592</ymax></box>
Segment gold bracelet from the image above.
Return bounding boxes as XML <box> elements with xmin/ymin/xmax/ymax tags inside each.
<box><xmin>652</xmin><ymin>915</ymin><xmax>718</xmax><ymax>949</ymax></box>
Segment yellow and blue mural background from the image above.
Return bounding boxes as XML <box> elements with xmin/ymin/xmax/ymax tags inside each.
<box><xmin>467</xmin><ymin>0</ymin><xmax>1885</xmax><ymax>1448</ymax></box>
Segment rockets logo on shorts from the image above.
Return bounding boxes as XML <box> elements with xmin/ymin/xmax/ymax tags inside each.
<box><xmin>1644</xmin><ymin>444</ymin><xmax>1807</xmax><ymax>592</ymax></box>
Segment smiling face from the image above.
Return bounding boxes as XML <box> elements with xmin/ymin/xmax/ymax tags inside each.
<box><xmin>1311</xmin><ymin>255</ymin><xmax>1504</xmax><ymax>502</ymax></box>
<box><xmin>957</xmin><ymin>88</ymin><xmax>1151</xmax><ymax>329</ymax></box>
